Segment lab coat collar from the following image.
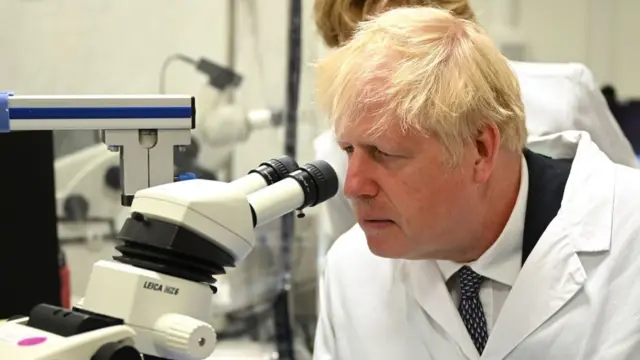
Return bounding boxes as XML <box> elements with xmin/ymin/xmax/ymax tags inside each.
<box><xmin>398</xmin><ymin>131</ymin><xmax>615</xmax><ymax>360</ymax></box>
<box><xmin>437</xmin><ymin>155</ymin><xmax>529</xmax><ymax>287</ymax></box>
<box><xmin>526</xmin><ymin>130</ymin><xmax>614</xmax><ymax>253</ymax></box>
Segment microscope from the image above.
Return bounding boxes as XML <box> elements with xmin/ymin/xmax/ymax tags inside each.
<box><xmin>0</xmin><ymin>93</ymin><xmax>339</xmax><ymax>359</ymax></box>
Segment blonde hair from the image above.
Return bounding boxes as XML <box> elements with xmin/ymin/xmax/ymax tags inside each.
<box><xmin>314</xmin><ymin>0</ymin><xmax>476</xmax><ymax>48</ymax></box>
<box><xmin>315</xmin><ymin>7</ymin><xmax>526</xmax><ymax>164</ymax></box>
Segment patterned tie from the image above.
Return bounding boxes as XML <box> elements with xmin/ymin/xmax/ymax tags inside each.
<box><xmin>457</xmin><ymin>266</ymin><xmax>488</xmax><ymax>354</ymax></box>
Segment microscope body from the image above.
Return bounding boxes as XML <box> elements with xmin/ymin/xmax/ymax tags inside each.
<box><xmin>73</xmin><ymin>179</ymin><xmax>264</xmax><ymax>359</ymax></box>
<box><xmin>127</xmin><ymin>178</ymin><xmax>258</xmax><ymax>262</ymax></box>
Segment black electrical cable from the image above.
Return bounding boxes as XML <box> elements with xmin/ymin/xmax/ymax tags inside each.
<box><xmin>158</xmin><ymin>54</ymin><xmax>241</xmax><ymax>94</ymax></box>
<box><xmin>158</xmin><ymin>54</ymin><xmax>198</xmax><ymax>94</ymax></box>
<box><xmin>274</xmin><ymin>0</ymin><xmax>302</xmax><ymax>359</ymax></box>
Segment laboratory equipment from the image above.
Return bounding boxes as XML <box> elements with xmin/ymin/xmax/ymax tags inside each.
<box><xmin>0</xmin><ymin>152</ymin><xmax>338</xmax><ymax>359</ymax></box>
<box><xmin>0</xmin><ymin>93</ymin><xmax>196</xmax><ymax>206</ymax></box>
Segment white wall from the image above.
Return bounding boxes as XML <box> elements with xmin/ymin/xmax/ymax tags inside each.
<box><xmin>471</xmin><ymin>0</ymin><xmax>640</xmax><ymax>99</ymax></box>
<box><xmin>0</xmin><ymin>0</ymin><xmax>227</xmax><ymax>94</ymax></box>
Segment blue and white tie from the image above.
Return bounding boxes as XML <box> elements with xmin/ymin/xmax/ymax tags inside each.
<box><xmin>458</xmin><ymin>266</ymin><xmax>488</xmax><ymax>354</ymax></box>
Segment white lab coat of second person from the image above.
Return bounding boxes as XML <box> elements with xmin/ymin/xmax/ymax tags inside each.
<box><xmin>313</xmin><ymin>61</ymin><xmax>639</xmax><ymax>261</ymax></box>
<box><xmin>313</xmin><ymin>131</ymin><xmax>640</xmax><ymax>360</ymax></box>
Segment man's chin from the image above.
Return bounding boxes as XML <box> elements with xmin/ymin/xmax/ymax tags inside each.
<box><xmin>364</xmin><ymin>232</ymin><xmax>408</xmax><ymax>259</ymax></box>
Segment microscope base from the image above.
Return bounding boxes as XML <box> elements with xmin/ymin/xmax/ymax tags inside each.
<box><xmin>0</xmin><ymin>314</ymin><xmax>137</xmax><ymax>360</ymax></box>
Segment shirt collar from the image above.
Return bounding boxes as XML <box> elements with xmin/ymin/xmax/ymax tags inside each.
<box><xmin>436</xmin><ymin>155</ymin><xmax>529</xmax><ymax>287</ymax></box>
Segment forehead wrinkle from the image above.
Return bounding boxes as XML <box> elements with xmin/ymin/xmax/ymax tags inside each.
<box><xmin>335</xmin><ymin>99</ymin><xmax>391</xmax><ymax>142</ymax></box>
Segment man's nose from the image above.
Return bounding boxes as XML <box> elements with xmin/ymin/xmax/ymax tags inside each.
<box><xmin>344</xmin><ymin>154</ymin><xmax>378</xmax><ymax>199</ymax></box>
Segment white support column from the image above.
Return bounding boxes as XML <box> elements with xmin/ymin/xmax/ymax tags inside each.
<box><xmin>491</xmin><ymin>0</ymin><xmax>520</xmax><ymax>29</ymax></box>
<box><xmin>585</xmin><ymin>0</ymin><xmax>616</xmax><ymax>86</ymax></box>
<box><xmin>487</xmin><ymin>0</ymin><xmax>528</xmax><ymax>61</ymax></box>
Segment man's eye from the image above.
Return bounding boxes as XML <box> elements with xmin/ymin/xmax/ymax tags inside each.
<box><xmin>342</xmin><ymin>145</ymin><xmax>354</xmax><ymax>153</ymax></box>
<box><xmin>374</xmin><ymin>148</ymin><xmax>392</xmax><ymax>158</ymax></box>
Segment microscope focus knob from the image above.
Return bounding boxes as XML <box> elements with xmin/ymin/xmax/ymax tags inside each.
<box><xmin>154</xmin><ymin>313</ymin><xmax>217</xmax><ymax>360</ymax></box>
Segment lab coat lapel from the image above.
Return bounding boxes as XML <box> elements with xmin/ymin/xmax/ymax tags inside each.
<box><xmin>484</xmin><ymin>149</ymin><xmax>584</xmax><ymax>359</ymax></box>
<box><xmin>484</xmin><ymin>217</ymin><xmax>587</xmax><ymax>359</ymax></box>
<box><xmin>402</xmin><ymin>260</ymin><xmax>480</xmax><ymax>360</ymax></box>
<box><xmin>484</xmin><ymin>133</ymin><xmax>614</xmax><ymax>359</ymax></box>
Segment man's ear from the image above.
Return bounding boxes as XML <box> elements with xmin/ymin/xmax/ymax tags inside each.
<box><xmin>472</xmin><ymin>123</ymin><xmax>501</xmax><ymax>183</ymax></box>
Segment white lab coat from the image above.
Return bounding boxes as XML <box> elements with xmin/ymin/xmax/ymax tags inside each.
<box><xmin>511</xmin><ymin>61</ymin><xmax>636</xmax><ymax>167</ymax></box>
<box><xmin>314</xmin><ymin>131</ymin><xmax>640</xmax><ymax>360</ymax></box>
<box><xmin>313</xmin><ymin>61</ymin><xmax>638</xmax><ymax>258</ymax></box>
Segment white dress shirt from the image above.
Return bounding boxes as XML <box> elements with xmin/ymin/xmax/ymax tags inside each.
<box><xmin>436</xmin><ymin>155</ymin><xmax>529</xmax><ymax>333</ymax></box>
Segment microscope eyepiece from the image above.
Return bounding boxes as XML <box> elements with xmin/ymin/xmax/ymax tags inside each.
<box><xmin>249</xmin><ymin>155</ymin><xmax>298</xmax><ymax>185</ymax></box>
<box><xmin>288</xmin><ymin>160</ymin><xmax>339</xmax><ymax>208</ymax></box>
<box><xmin>229</xmin><ymin>155</ymin><xmax>298</xmax><ymax>195</ymax></box>
<box><xmin>247</xmin><ymin>160</ymin><xmax>339</xmax><ymax>228</ymax></box>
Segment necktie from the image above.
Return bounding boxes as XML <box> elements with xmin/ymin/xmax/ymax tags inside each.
<box><xmin>458</xmin><ymin>266</ymin><xmax>488</xmax><ymax>354</ymax></box>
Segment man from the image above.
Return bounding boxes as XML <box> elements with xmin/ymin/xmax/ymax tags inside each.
<box><xmin>312</xmin><ymin>0</ymin><xmax>638</xmax><ymax>262</ymax></box>
<box><xmin>313</xmin><ymin>7</ymin><xmax>640</xmax><ymax>359</ymax></box>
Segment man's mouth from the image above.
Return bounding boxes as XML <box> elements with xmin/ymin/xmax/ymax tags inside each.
<box><xmin>361</xmin><ymin>219</ymin><xmax>395</xmax><ymax>229</ymax></box>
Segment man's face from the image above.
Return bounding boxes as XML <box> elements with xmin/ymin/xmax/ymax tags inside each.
<box><xmin>338</xmin><ymin>117</ymin><xmax>479</xmax><ymax>260</ymax></box>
